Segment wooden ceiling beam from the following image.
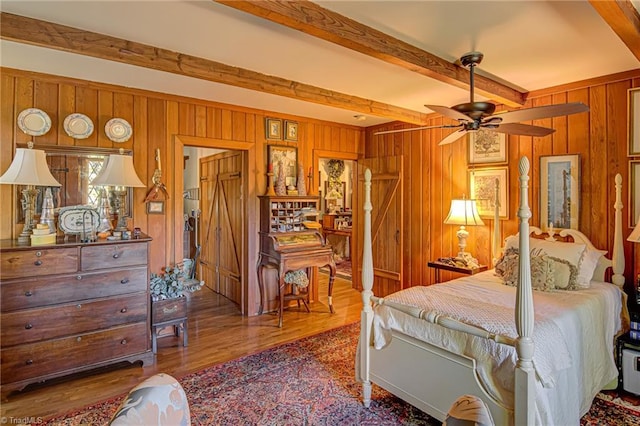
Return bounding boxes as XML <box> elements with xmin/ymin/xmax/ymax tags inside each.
<box><xmin>589</xmin><ymin>0</ymin><xmax>640</xmax><ymax>62</ymax></box>
<box><xmin>215</xmin><ymin>0</ymin><xmax>528</xmax><ymax>107</ymax></box>
<box><xmin>0</xmin><ymin>12</ymin><xmax>430</xmax><ymax>126</ymax></box>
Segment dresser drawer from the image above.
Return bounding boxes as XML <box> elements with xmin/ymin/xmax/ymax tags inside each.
<box><xmin>1</xmin><ymin>293</ymin><xmax>148</xmax><ymax>347</ymax></box>
<box><xmin>1</xmin><ymin>322</ymin><xmax>149</xmax><ymax>384</ymax></box>
<box><xmin>81</xmin><ymin>243</ymin><xmax>148</xmax><ymax>271</ymax></box>
<box><xmin>1</xmin><ymin>267</ymin><xmax>148</xmax><ymax>312</ymax></box>
<box><xmin>0</xmin><ymin>248</ymin><xmax>78</xmax><ymax>280</ymax></box>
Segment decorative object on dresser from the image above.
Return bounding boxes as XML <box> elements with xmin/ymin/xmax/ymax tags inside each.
<box><xmin>257</xmin><ymin>195</ymin><xmax>336</xmax><ymax>327</ymax></box>
<box><xmin>90</xmin><ymin>148</ymin><xmax>145</xmax><ymax>231</ymax></box>
<box><xmin>296</xmin><ymin>163</ymin><xmax>307</xmax><ymax>196</ymax></box>
<box><xmin>0</xmin><ymin>234</ymin><xmax>154</xmax><ymax>397</ymax></box>
<box><xmin>443</xmin><ymin>195</ymin><xmax>485</xmax><ymax>268</ymax></box>
<box><xmin>0</xmin><ymin>142</ymin><xmax>61</xmax><ymax>245</ymax></box>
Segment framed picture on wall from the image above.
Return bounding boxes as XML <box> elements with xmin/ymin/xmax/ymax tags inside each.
<box><xmin>147</xmin><ymin>200</ymin><xmax>164</xmax><ymax>215</ymax></box>
<box><xmin>284</xmin><ymin>120</ymin><xmax>298</xmax><ymax>142</ymax></box>
<box><xmin>629</xmin><ymin>88</ymin><xmax>640</xmax><ymax>156</ymax></box>
<box><xmin>265</xmin><ymin>117</ymin><xmax>282</xmax><ymax>140</ymax></box>
<box><xmin>468</xmin><ymin>130</ymin><xmax>507</xmax><ymax>165</ymax></box>
<box><xmin>267</xmin><ymin>145</ymin><xmax>298</xmax><ymax>187</ymax></box>
<box><xmin>630</xmin><ymin>160</ymin><xmax>640</xmax><ymax>227</ymax></box>
<box><xmin>540</xmin><ymin>154</ymin><xmax>580</xmax><ymax>230</ymax></box>
<box><xmin>468</xmin><ymin>167</ymin><xmax>509</xmax><ymax>219</ymax></box>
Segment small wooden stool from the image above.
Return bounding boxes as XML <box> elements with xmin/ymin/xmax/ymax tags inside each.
<box><xmin>152</xmin><ymin>317</ymin><xmax>188</xmax><ymax>354</ymax></box>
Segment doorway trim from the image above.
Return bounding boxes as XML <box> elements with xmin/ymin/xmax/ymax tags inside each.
<box><xmin>311</xmin><ymin>149</ymin><xmax>359</xmax><ymax>197</ymax></box>
<box><xmin>173</xmin><ymin>135</ymin><xmax>257</xmax><ymax>316</ymax></box>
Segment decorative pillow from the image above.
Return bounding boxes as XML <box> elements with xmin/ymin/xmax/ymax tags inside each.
<box><xmin>495</xmin><ymin>248</ymin><xmax>555</xmax><ymax>291</ymax></box>
<box><xmin>546</xmin><ymin>256</ymin><xmax>579</xmax><ymax>290</ymax></box>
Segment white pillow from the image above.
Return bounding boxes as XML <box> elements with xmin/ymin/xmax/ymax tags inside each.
<box><xmin>504</xmin><ymin>236</ymin><xmax>586</xmax><ymax>268</ymax></box>
<box><xmin>576</xmin><ymin>247</ymin><xmax>607</xmax><ymax>287</ymax></box>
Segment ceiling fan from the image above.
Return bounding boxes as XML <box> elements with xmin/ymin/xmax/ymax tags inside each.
<box><xmin>374</xmin><ymin>52</ymin><xmax>589</xmax><ymax>145</ymax></box>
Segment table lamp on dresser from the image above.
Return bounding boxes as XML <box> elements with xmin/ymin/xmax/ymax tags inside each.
<box><xmin>90</xmin><ymin>149</ymin><xmax>145</xmax><ymax>231</ymax></box>
<box><xmin>0</xmin><ymin>142</ymin><xmax>61</xmax><ymax>245</ymax></box>
<box><xmin>444</xmin><ymin>196</ymin><xmax>485</xmax><ymax>268</ymax></box>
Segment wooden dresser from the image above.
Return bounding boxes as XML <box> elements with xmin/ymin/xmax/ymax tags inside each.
<box><xmin>0</xmin><ymin>235</ymin><xmax>154</xmax><ymax>396</ymax></box>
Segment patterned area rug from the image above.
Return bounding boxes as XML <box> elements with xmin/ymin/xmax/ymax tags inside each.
<box><xmin>41</xmin><ymin>323</ymin><xmax>640</xmax><ymax>425</ymax></box>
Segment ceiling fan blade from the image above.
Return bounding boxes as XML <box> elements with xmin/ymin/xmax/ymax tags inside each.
<box><xmin>438</xmin><ymin>129</ymin><xmax>467</xmax><ymax>146</ymax></box>
<box><xmin>492</xmin><ymin>122</ymin><xmax>555</xmax><ymax>137</ymax></box>
<box><xmin>425</xmin><ymin>104</ymin><xmax>470</xmax><ymax>122</ymax></box>
<box><xmin>374</xmin><ymin>124</ymin><xmax>461</xmax><ymax>136</ymax></box>
<box><xmin>495</xmin><ymin>102</ymin><xmax>589</xmax><ymax>124</ymax></box>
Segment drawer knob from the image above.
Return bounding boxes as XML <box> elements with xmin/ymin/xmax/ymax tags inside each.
<box><xmin>25</xmin><ymin>323</ymin><xmax>33</xmax><ymax>330</ymax></box>
<box><xmin>34</xmin><ymin>260</ymin><xmax>42</xmax><ymax>266</ymax></box>
<box><xmin>35</xmin><ymin>251</ymin><xmax>42</xmax><ymax>257</ymax></box>
<box><xmin>120</xmin><ymin>279</ymin><xmax>129</xmax><ymax>284</ymax></box>
<box><xmin>121</xmin><ymin>339</ymin><xmax>127</xmax><ymax>345</ymax></box>
<box><xmin>25</xmin><ymin>359</ymin><xmax>33</xmax><ymax>365</ymax></box>
<box><xmin>77</xmin><ymin>275</ymin><xmax>82</xmax><ymax>280</ymax></box>
<box><xmin>120</xmin><ymin>307</ymin><xmax>127</xmax><ymax>313</ymax></box>
<box><xmin>77</xmin><ymin>336</ymin><xmax>82</xmax><ymax>342</ymax></box>
<box><xmin>24</xmin><ymin>290</ymin><xmax>33</xmax><ymax>297</ymax></box>
<box><xmin>113</xmin><ymin>253</ymin><xmax>119</xmax><ymax>259</ymax></box>
<box><xmin>76</xmin><ymin>304</ymin><xmax>82</xmax><ymax>309</ymax></box>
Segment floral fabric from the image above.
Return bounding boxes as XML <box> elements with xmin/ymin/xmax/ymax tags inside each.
<box><xmin>109</xmin><ymin>373</ymin><xmax>190</xmax><ymax>426</ymax></box>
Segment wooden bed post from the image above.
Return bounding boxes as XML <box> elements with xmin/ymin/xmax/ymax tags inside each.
<box><xmin>492</xmin><ymin>177</ymin><xmax>501</xmax><ymax>265</ymax></box>
<box><xmin>612</xmin><ymin>174</ymin><xmax>625</xmax><ymax>288</ymax></box>
<box><xmin>360</xmin><ymin>168</ymin><xmax>374</xmax><ymax>407</ymax></box>
<box><xmin>514</xmin><ymin>157</ymin><xmax>535</xmax><ymax>426</ymax></box>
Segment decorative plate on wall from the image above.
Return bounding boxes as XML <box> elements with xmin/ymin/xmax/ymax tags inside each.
<box><xmin>105</xmin><ymin>118</ymin><xmax>132</xmax><ymax>143</ymax></box>
<box><xmin>63</xmin><ymin>113</ymin><xmax>94</xmax><ymax>139</ymax></box>
<box><xmin>17</xmin><ymin>108</ymin><xmax>52</xmax><ymax>136</ymax></box>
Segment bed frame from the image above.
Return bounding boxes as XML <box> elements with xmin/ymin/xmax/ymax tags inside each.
<box><xmin>358</xmin><ymin>157</ymin><xmax>625</xmax><ymax>425</ymax></box>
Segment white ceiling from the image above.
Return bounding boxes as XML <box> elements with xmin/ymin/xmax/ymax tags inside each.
<box><xmin>1</xmin><ymin>0</ymin><xmax>638</xmax><ymax>127</ymax></box>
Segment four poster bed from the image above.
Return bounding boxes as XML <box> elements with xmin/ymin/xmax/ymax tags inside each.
<box><xmin>358</xmin><ymin>157</ymin><xmax>629</xmax><ymax>425</ymax></box>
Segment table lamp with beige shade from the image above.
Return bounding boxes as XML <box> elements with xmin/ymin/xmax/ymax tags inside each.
<box><xmin>444</xmin><ymin>196</ymin><xmax>485</xmax><ymax>268</ymax></box>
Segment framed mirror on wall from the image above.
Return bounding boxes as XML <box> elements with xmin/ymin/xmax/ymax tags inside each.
<box><xmin>15</xmin><ymin>144</ymin><xmax>134</xmax><ymax>223</ymax></box>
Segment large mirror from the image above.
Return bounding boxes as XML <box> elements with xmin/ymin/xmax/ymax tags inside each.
<box><xmin>16</xmin><ymin>144</ymin><xmax>134</xmax><ymax>223</ymax></box>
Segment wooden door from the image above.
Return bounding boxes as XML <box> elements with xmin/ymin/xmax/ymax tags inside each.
<box><xmin>200</xmin><ymin>151</ymin><xmax>244</xmax><ymax>307</ymax></box>
<box><xmin>353</xmin><ymin>156</ymin><xmax>403</xmax><ymax>297</ymax></box>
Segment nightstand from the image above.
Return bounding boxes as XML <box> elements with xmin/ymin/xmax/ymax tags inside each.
<box><xmin>427</xmin><ymin>260</ymin><xmax>488</xmax><ymax>283</ymax></box>
<box><xmin>616</xmin><ymin>332</ymin><xmax>640</xmax><ymax>394</ymax></box>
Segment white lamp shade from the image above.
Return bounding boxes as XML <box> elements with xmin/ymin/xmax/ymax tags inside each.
<box><xmin>91</xmin><ymin>154</ymin><xmax>145</xmax><ymax>187</ymax></box>
<box><xmin>444</xmin><ymin>199</ymin><xmax>485</xmax><ymax>226</ymax></box>
<box><xmin>628</xmin><ymin>216</ymin><xmax>640</xmax><ymax>243</ymax></box>
<box><xmin>0</xmin><ymin>147</ymin><xmax>61</xmax><ymax>186</ymax></box>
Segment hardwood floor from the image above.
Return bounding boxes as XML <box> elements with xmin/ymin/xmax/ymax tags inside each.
<box><xmin>1</xmin><ymin>274</ymin><xmax>361</xmax><ymax>420</ymax></box>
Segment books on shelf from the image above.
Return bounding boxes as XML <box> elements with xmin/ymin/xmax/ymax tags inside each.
<box><xmin>630</xmin><ymin>329</ymin><xmax>640</xmax><ymax>342</ymax></box>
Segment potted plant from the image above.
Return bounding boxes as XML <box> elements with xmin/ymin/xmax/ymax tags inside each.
<box><xmin>150</xmin><ymin>265</ymin><xmax>189</xmax><ymax>327</ymax></box>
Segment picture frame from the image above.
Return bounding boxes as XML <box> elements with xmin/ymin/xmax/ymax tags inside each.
<box><xmin>629</xmin><ymin>160</ymin><xmax>640</xmax><ymax>227</ymax></box>
<box><xmin>468</xmin><ymin>129</ymin><xmax>507</xmax><ymax>165</ymax></box>
<box><xmin>267</xmin><ymin>145</ymin><xmax>298</xmax><ymax>188</ymax></box>
<box><xmin>147</xmin><ymin>200</ymin><xmax>165</xmax><ymax>215</ymax></box>
<box><xmin>468</xmin><ymin>167</ymin><xmax>509</xmax><ymax>219</ymax></box>
<box><xmin>265</xmin><ymin>117</ymin><xmax>282</xmax><ymax>141</ymax></box>
<box><xmin>284</xmin><ymin>120</ymin><xmax>298</xmax><ymax>142</ymax></box>
<box><xmin>540</xmin><ymin>154</ymin><xmax>580</xmax><ymax>230</ymax></box>
<box><xmin>629</xmin><ymin>88</ymin><xmax>640</xmax><ymax>156</ymax></box>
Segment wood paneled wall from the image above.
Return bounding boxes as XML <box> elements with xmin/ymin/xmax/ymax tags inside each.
<box><xmin>366</xmin><ymin>70</ymin><xmax>640</xmax><ymax>298</ymax></box>
<box><xmin>0</xmin><ymin>67</ymin><xmax>364</xmax><ymax>316</ymax></box>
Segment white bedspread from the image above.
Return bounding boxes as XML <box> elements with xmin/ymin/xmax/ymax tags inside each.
<box><xmin>372</xmin><ymin>271</ymin><xmax>624</xmax><ymax>425</ymax></box>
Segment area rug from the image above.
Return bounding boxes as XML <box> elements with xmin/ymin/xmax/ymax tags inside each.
<box><xmin>40</xmin><ymin>323</ymin><xmax>640</xmax><ymax>425</ymax></box>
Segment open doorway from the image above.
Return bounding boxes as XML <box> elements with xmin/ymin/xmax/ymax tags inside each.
<box><xmin>183</xmin><ymin>146</ymin><xmax>245</xmax><ymax>314</ymax></box>
<box><xmin>318</xmin><ymin>158</ymin><xmax>355</xmax><ymax>280</ymax></box>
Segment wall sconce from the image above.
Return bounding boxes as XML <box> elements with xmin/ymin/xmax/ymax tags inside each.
<box><xmin>444</xmin><ymin>196</ymin><xmax>485</xmax><ymax>266</ymax></box>
<box><xmin>90</xmin><ymin>149</ymin><xmax>145</xmax><ymax>231</ymax></box>
<box><xmin>0</xmin><ymin>142</ymin><xmax>61</xmax><ymax>245</ymax></box>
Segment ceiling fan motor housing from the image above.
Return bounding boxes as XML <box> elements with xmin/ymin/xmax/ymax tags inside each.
<box><xmin>452</xmin><ymin>102</ymin><xmax>496</xmax><ymax>120</ymax></box>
